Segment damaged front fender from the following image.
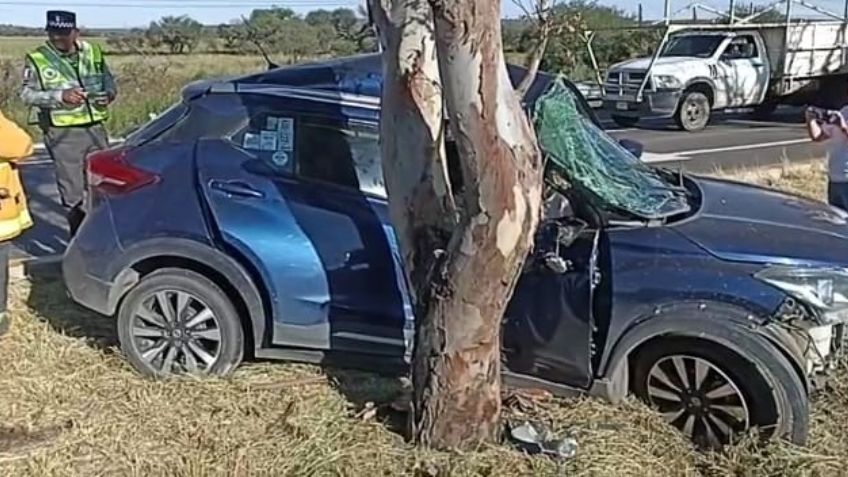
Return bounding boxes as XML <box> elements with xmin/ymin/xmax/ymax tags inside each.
<box><xmin>594</xmin><ymin>301</ymin><xmax>812</xmax><ymax>402</ymax></box>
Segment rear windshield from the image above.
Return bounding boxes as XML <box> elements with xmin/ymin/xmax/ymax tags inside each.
<box><xmin>123</xmin><ymin>102</ymin><xmax>189</xmax><ymax>147</ymax></box>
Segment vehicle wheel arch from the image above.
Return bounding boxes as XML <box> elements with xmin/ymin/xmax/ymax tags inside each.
<box><xmin>105</xmin><ymin>238</ymin><xmax>270</xmax><ymax>356</ymax></box>
<box><xmin>598</xmin><ymin>301</ymin><xmax>809</xmax><ymax>402</ymax></box>
<box><xmin>681</xmin><ymin>78</ymin><xmax>716</xmax><ymax>106</ymax></box>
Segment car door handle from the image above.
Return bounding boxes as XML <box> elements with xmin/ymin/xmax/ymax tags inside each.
<box><xmin>209</xmin><ymin>180</ymin><xmax>264</xmax><ymax>199</ymax></box>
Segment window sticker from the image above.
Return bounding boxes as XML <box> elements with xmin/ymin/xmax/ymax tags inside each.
<box><xmin>242</xmin><ymin>132</ymin><xmax>260</xmax><ymax>150</ymax></box>
<box><xmin>277</xmin><ymin>117</ymin><xmax>294</xmax><ymax>151</ymax></box>
<box><xmin>266</xmin><ymin>116</ymin><xmax>280</xmax><ymax>131</ymax></box>
<box><xmin>271</xmin><ymin>150</ymin><xmax>289</xmax><ymax>167</ymax></box>
<box><xmin>260</xmin><ymin>130</ymin><xmax>278</xmax><ymax>151</ymax></box>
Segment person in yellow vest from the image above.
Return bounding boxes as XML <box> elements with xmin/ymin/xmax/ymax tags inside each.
<box><xmin>0</xmin><ymin>112</ymin><xmax>34</xmax><ymax>337</ymax></box>
<box><xmin>21</xmin><ymin>10</ymin><xmax>116</xmax><ymax>237</ymax></box>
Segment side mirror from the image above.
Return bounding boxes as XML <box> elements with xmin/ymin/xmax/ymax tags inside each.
<box><xmin>619</xmin><ymin>138</ymin><xmax>644</xmax><ymax>158</ymax></box>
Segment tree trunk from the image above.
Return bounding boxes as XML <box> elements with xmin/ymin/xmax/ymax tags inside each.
<box><xmin>516</xmin><ymin>31</ymin><xmax>549</xmax><ymax>99</ymax></box>
<box><xmin>406</xmin><ymin>0</ymin><xmax>543</xmax><ymax>449</ymax></box>
<box><xmin>373</xmin><ymin>0</ymin><xmax>543</xmax><ymax>450</ymax></box>
<box><xmin>370</xmin><ymin>0</ymin><xmax>457</xmax><ymax>300</ymax></box>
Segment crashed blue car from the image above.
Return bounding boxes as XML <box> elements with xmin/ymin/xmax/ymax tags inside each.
<box><xmin>63</xmin><ymin>54</ymin><xmax>847</xmax><ymax>448</ymax></box>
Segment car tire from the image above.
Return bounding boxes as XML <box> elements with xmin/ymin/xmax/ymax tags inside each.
<box><xmin>612</xmin><ymin>115</ymin><xmax>640</xmax><ymax>128</ymax></box>
<box><xmin>117</xmin><ymin>268</ymin><xmax>244</xmax><ymax>378</ymax></box>
<box><xmin>630</xmin><ymin>336</ymin><xmax>808</xmax><ymax>448</ymax></box>
<box><xmin>675</xmin><ymin>91</ymin><xmax>711</xmax><ymax>131</ymax></box>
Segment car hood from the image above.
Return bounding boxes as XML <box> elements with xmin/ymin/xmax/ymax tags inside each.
<box><xmin>611</xmin><ymin>57</ymin><xmax>703</xmax><ymax>72</ymax></box>
<box><xmin>674</xmin><ymin>177</ymin><xmax>848</xmax><ymax>267</ymax></box>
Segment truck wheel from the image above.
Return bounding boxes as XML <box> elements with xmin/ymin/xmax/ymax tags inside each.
<box><xmin>675</xmin><ymin>91</ymin><xmax>711</xmax><ymax>131</ymax></box>
<box><xmin>612</xmin><ymin>115</ymin><xmax>639</xmax><ymax>128</ymax></box>
<box><xmin>631</xmin><ymin>336</ymin><xmax>808</xmax><ymax>449</ymax></box>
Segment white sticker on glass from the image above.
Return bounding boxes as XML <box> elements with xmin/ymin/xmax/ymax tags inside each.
<box><xmin>278</xmin><ymin>117</ymin><xmax>294</xmax><ymax>151</ymax></box>
<box><xmin>260</xmin><ymin>130</ymin><xmax>278</xmax><ymax>151</ymax></box>
<box><xmin>271</xmin><ymin>150</ymin><xmax>289</xmax><ymax>167</ymax></box>
<box><xmin>242</xmin><ymin>132</ymin><xmax>260</xmax><ymax>150</ymax></box>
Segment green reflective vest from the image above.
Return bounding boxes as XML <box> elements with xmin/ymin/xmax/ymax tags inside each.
<box><xmin>27</xmin><ymin>41</ymin><xmax>109</xmax><ymax>127</ymax></box>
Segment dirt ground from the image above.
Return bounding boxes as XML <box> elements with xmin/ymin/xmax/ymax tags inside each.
<box><xmin>0</xmin><ymin>163</ymin><xmax>845</xmax><ymax>476</ymax></box>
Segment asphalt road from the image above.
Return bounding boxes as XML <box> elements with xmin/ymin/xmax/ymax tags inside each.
<box><xmin>11</xmin><ymin>107</ymin><xmax>827</xmax><ymax>262</ymax></box>
<box><xmin>605</xmin><ymin>107</ymin><xmax>825</xmax><ymax>173</ymax></box>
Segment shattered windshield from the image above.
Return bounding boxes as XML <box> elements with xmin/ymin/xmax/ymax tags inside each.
<box><xmin>533</xmin><ymin>79</ymin><xmax>691</xmax><ymax>220</ymax></box>
<box><xmin>661</xmin><ymin>35</ymin><xmax>725</xmax><ymax>58</ymax></box>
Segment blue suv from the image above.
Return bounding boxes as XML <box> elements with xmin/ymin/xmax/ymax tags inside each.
<box><xmin>64</xmin><ymin>54</ymin><xmax>848</xmax><ymax>448</ymax></box>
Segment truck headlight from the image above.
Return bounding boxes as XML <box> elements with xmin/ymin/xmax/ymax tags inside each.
<box><xmin>653</xmin><ymin>75</ymin><xmax>682</xmax><ymax>90</ymax></box>
<box><xmin>756</xmin><ymin>267</ymin><xmax>848</xmax><ymax>324</ymax></box>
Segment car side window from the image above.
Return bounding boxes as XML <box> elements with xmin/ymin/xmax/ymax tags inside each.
<box><xmin>227</xmin><ymin>95</ymin><xmax>297</xmax><ymax>174</ymax></box>
<box><xmin>296</xmin><ymin>117</ymin><xmax>385</xmax><ymax>198</ymax></box>
<box><xmin>722</xmin><ymin>36</ymin><xmax>757</xmax><ymax>60</ymax></box>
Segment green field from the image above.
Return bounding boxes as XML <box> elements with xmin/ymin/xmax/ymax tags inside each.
<box><xmin>0</xmin><ymin>37</ymin><xmax>265</xmax><ymax>138</ymax></box>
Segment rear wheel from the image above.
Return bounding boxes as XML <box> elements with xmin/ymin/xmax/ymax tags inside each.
<box><xmin>675</xmin><ymin>91</ymin><xmax>711</xmax><ymax>131</ymax></box>
<box><xmin>117</xmin><ymin>268</ymin><xmax>244</xmax><ymax>378</ymax></box>
<box><xmin>612</xmin><ymin>115</ymin><xmax>640</xmax><ymax>128</ymax></box>
<box><xmin>631</xmin><ymin>337</ymin><xmax>808</xmax><ymax>448</ymax></box>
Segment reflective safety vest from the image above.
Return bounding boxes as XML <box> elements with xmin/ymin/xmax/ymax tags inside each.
<box><xmin>27</xmin><ymin>41</ymin><xmax>109</xmax><ymax>127</ymax></box>
<box><xmin>0</xmin><ymin>112</ymin><xmax>33</xmax><ymax>242</ymax></box>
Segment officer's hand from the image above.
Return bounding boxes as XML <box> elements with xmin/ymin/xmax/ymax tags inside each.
<box><xmin>805</xmin><ymin>107</ymin><xmax>818</xmax><ymax>122</ymax></box>
<box><xmin>61</xmin><ymin>88</ymin><xmax>85</xmax><ymax>106</ymax></box>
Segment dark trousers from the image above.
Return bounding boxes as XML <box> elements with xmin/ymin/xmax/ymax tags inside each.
<box><xmin>828</xmin><ymin>181</ymin><xmax>848</xmax><ymax>211</ymax></box>
<box><xmin>42</xmin><ymin>123</ymin><xmax>109</xmax><ymax>236</ymax></box>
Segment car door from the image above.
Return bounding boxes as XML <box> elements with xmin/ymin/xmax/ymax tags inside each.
<box><xmin>731</xmin><ymin>35</ymin><xmax>769</xmax><ymax>107</ymax></box>
<box><xmin>721</xmin><ymin>35</ymin><xmax>768</xmax><ymax>107</ymax></box>
<box><xmin>502</xmin><ymin>201</ymin><xmax>602</xmax><ymax>389</ymax></box>
<box><xmin>194</xmin><ymin>93</ymin><xmax>407</xmax><ymax>357</ymax></box>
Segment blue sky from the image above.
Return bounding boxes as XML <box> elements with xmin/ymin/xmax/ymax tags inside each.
<box><xmin>3</xmin><ymin>1</ymin><xmax>846</xmax><ymax>28</ymax></box>
<box><xmin>2</xmin><ymin>0</ymin><xmax>647</xmax><ymax>28</ymax></box>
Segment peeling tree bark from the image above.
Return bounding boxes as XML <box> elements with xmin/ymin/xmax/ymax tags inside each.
<box><xmin>412</xmin><ymin>0</ymin><xmax>543</xmax><ymax>448</ymax></box>
<box><xmin>370</xmin><ymin>1</ymin><xmax>458</xmax><ymax>297</ymax></box>
<box><xmin>372</xmin><ymin>0</ymin><xmax>543</xmax><ymax>450</ymax></box>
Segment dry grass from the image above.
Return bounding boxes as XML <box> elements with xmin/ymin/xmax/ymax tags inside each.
<box><xmin>0</xmin><ymin>163</ymin><xmax>846</xmax><ymax>476</ymax></box>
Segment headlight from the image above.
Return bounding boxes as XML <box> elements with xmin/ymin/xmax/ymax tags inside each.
<box><xmin>756</xmin><ymin>267</ymin><xmax>848</xmax><ymax>324</ymax></box>
<box><xmin>653</xmin><ymin>75</ymin><xmax>682</xmax><ymax>90</ymax></box>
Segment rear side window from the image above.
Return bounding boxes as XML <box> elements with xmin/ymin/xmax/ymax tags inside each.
<box><xmin>296</xmin><ymin>117</ymin><xmax>385</xmax><ymax>197</ymax></box>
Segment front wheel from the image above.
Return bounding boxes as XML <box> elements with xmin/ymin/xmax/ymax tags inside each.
<box><xmin>675</xmin><ymin>91</ymin><xmax>711</xmax><ymax>131</ymax></box>
<box><xmin>117</xmin><ymin>268</ymin><xmax>245</xmax><ymax>378</ymax></box>
<box><xmin>631</xmin><ymin>337</ymin><xmax>808</xmax><ymax>448</ymax></box>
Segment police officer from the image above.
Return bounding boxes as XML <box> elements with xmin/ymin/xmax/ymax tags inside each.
<box><xmin>21</xmin><ymin>10</ymin><xmax>116</xmax><ymax>236</ymax></box>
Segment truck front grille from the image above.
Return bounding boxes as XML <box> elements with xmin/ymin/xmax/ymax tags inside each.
<box><xmin>605</xmin><ymin>70</ymin><xmax>653</xmax><ymax>96</ymax></box>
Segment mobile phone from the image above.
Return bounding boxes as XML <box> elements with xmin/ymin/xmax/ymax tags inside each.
<box><xmin>808</xmin><ymin>106</ymin><xmax>841</xmax><ymax>124</ymax></box>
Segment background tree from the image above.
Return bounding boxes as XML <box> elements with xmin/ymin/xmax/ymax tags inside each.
<box><xmin>371</xmin><ymin>0</ymin><xmax>543</xmax><ymax>448</ymax></box>
<box><xmin>148</xmin><ymin>15</ymin><xmax>203</xmax><ymax>54</ymax></box>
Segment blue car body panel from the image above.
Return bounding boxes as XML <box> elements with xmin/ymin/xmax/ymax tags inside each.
<box><xmin>62</xmin><ymin>53</ymin><xmax>848</xmax><ymax>394</ymax></box>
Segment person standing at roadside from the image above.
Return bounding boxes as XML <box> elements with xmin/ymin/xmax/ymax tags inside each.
<box><xmin>806</xmin><ymin>91</ymin><xmax>848</xmax><ymax>211</ymax></box>
<box><xmin>20</xmin><ymin>10</ymin><xmax>116</xmax><ymax>236</ymax></box>
<box><xmin>0</xmin><ymin>112</ymin><xmax>34</xmax><ymax>337</ymax></box>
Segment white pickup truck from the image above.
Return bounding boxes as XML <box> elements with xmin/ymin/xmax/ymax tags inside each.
<box><xmin>603</xmin><ymin>18</ymin><xmax>848</xmax><ymax>131</ymax></box>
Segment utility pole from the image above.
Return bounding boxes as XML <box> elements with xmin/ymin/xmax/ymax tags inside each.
<box><xmin>664</xmin><ymin>0</ymin><xmax>672</xmax><ymax>25</ymax></box>
<box><xmin>638</xmin><ymin>3</ymin><xmax>643</xmax><ymax>26</ymax></box>
<box><xmin>729</xmin><ymin>0</ymin><xmax>736</xmax><ymax>23</ymax></box>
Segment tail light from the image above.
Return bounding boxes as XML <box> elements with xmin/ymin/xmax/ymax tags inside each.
<box><xmin>87</xmin><ymin>148</ymin><xmax>159</xmax><ymax>195</ymax></box>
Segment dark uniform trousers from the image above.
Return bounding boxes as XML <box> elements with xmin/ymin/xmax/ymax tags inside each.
<box><xmin>43</xmin><ymin>122</ymin><xmax>109</xmax><ymax>236</ymax></box>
